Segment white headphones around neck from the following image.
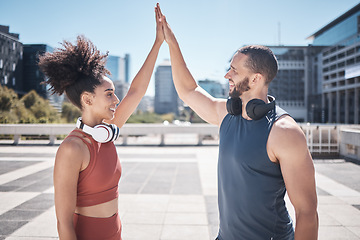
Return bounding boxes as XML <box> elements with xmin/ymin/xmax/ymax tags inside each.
<box><xmin>76</xmin><ymin>117</ymin><xmax>120</xmax><ymax>143</ymax></box>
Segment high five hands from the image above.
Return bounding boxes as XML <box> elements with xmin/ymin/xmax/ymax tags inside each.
<box><xmin>154</xmin><ymin>3</ymin><xmax>165</xmax><ymax>44</ymax></box>
<box><xmin>155</xmin><ymin>3</ymin><xmax>177</xmax><ymax>46</ymax></box>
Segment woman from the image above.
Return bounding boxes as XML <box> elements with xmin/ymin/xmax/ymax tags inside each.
<box><xmin>38</xmin><ymin>4</ymin><xmax>164</xmax><ymax>240</ymax></box>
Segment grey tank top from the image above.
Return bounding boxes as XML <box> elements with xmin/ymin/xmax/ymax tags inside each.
<box><xmin>217</xmin><ymin>105</ymin><xmax>294</xmax><ymax>240</ymax></box>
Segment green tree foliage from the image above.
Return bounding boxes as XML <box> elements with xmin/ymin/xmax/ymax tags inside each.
<box><xmin>0</xmin><ymin>85</ymin><xmax>24</xmax><ymax>123</ymax></box>
<box><xmin>20</xmin><ymin>90</ymin><xmax>60</xmax><ymax>123</ymax></box>
<box><xmin>62</xmin><ymin>102</ymin><xmax>81</xmax><ymax>123</ymax></box>
<box><xmin>0</xmin><ymin>85</ymin><xmax>207</xmax><ymax>124</ymax></box>
<box><xmin>127</xmin><ymin>111</ymin><xmax>166</xmax><ymax>123</ymax></box>
<box><xmin>0</xmin><ymin>85</ymin><xmax>17</xmax><ymax>112</ymax></box>
<box><xmin>0</xmin><ymin>85</ymin><xmax>60</xmax><ymax>123</ymax></box>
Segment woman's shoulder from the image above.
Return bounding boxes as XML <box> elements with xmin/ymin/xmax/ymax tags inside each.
<box><xmin>56</xmin><ymin>131</ymin><xmax>90</xmax><ymax>165</ymax></box>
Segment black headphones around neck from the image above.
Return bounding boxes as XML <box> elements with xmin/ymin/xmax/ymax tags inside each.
<box><xmin>76</xmin><ymin>117</ymin><xmax>120</xmax><ymax>143</ymax></box>
<box><xmin>226</xmin><ymin>95</ymin><xmax>276</xmax><ymax>120</ymax></box>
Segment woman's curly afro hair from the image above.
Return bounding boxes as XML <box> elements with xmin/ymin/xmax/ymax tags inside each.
<box><xmin>38</xmin><ymin>35</ymin><xmax>110</xmax><ymax>109</ymax></box>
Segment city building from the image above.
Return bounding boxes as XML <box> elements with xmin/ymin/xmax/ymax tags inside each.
<box><xmin>0</xmin><ymin>25</ymin><xmax>23</xmax><ymax>95</ymax></box>
<box><xmin>267</xmin><ymin>46</ymin><xmax>325</xmax><ymax>122</ymax></box>
<box><xmin>106</xmin><ymin>54</ymin><xmax>131</xmax><ymax>103</ymax></box>
<box><xmin>137</xmin><ymin>95</ymin><xmax>154</xmax><ymax>113</ymax></box>
<box><xmin>124</xmin><ymin>54</ymin><xmax>130</xmax><ymax>84</ymax></box>
<box><xmin>106</xmin><ymin>54</ymin><xmax>130</xmax><ymax>83</ymax></box>
<box><xmin>307</xmin><ymin>3</ymin><xmax>360</xmax><ymax>123</ymax></box>
<box><xmin>198</xmin><ymin>79</ymin><xmax>227</xmax><ymax>98</ymax></box>
<box><xmin>23</xmin><ymin>44</ymin><xmax>53</xmax><ymax>98</ymax></box>
<box><xmin>113</xmin><ymin>80</ymin><xmax>129</xmax><ymax>102</ymax></box>
<box><xmin>154</xmin><ymin>59</ymin><xmax>179</xmax><ymax>115</ymax></box>
<box><xmin>23</xmin><ymin>44</ymin><xmax>64</xmax><ymax>111</ymax></box>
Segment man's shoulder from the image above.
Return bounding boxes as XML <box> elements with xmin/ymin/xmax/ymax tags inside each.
<box><xmin>271</xmin><ymin>115</ymin><xmax>305</xmax><ymax>144</ymax></box>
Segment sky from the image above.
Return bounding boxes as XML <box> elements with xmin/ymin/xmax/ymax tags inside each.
<box><xmin>1</xmin><ymin>0</ymin><xmax>359</xmax><ymax>96</ymax></box>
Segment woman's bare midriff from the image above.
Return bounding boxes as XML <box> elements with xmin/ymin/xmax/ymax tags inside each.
<box><xmin>75</xmin><ymin>198</ymin><xmax>118</xmax><ymax>218</ymax></box>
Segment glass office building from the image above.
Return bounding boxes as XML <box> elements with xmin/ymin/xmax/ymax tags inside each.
<box><xmin>23</xmin><ymin>44</ymin><xmax>64</xmax><ymax>111</ymax></box>
<box><xmin>267</xmin><ymin>46</ymin><xmax>325</xmax><ymax>122</ymax></box>
<box><xmin>154</xmin><ymin>60</ymin><xmax>180</xmax><ymax>115</ymax></box>
<box><xmin>106</xmin><ymin>54</ymin><xmax>130</xmax><ymax>83</ymax></box>
<box><xmin>308</xmin><ymin>3</ymin><xmax>360</xmax><ymax>123</ymax></box>
<box><xmin>23</xmin><ymin>44</ymin><xmax>53</xmax><ymax>98</ymax></box>
<box><xmin>198</xmin><ymin>79</ymin><xmax>227</xmax><ymax>99</ymax></box>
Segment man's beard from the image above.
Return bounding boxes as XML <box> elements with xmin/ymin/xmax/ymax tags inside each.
<box><xmin>229</xmin><ymin>77</ymin><xmax>250</xmax><ymax>98</ymax></box>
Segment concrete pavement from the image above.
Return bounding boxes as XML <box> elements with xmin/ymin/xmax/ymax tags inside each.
<box><xmin>0</xmin><ymin>136</ymin><xmax>360</xmax><ymax>239</ymax></box>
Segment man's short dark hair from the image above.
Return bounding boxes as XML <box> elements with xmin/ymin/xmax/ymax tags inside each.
<box><xmin>238</xmin><ymin>45</ymin><xmax>278</xmax><ymax>85</ymax></box>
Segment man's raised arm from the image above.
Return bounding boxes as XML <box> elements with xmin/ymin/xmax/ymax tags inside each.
<box><xmin>155</xmin><ymin>4</ymin><xmax>227</xmax><ymax>126</ymax></box>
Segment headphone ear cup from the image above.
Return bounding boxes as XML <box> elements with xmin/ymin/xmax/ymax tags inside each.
<box><xmin>246</xmin><ymin>98</ymin><xmax>275</xmax><ymax>120</ymax></box>
<box><xmin>226</xmin><ymin>97</ymin><xmax>242</xmax><ymax>116</ymax></box>
<box><xmin>92</xmin><ymin>124</ymin><xmax>113</xmax><ymax>143</ymax></box>
<box><xmin>110</xmin><ymin>124</ymin><xmax>120</xmax><ymax>141</ymax></box>
<box><xmin>76</xmin><ymin>117</ymin><xmax>118</xmax><ymax>143</ymax></box>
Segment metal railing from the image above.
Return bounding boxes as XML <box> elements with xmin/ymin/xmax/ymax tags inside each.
<box><xmin>300</xmin><ymin>124</ymin><xmax>340</xmax><ymax>155</ymax></box>
<box><xmin>0</xmin><ymin>124</ymin><xmax>358</xmax><ymax>156</ymax></box>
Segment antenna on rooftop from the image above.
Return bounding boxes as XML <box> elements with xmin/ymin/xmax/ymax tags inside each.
<box><xmin>278</xmin><ymin>22</ymin><xmax>281</xmax><ymax>46</ymax></box>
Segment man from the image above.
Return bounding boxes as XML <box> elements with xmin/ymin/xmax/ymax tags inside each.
<box><xmin>155</xmin><ymin>4</ymin><xmax>318</xmax><ymax>240</ymax></box>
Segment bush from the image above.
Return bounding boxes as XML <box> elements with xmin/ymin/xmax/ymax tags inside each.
<box><xmin>127</xmin><ymin>111</ymin><xmax>165</xmax><ymax>123</ymax></box>
<box><xmin>21</xmin><ymin>90</ymin><xmax>60</xmax><ymax>123</ymax></box>
<box><xmin>0</xmin><ymin>86</ymin><xmax>18</xmax><ymax>112</ymax></box>
<box><xmin>0</xmin><ymin>86</ymin><xmax>61</xmax><ymax>123</ymax></box>
<box><xmin>62</xmin><ymin>102</ymin><xmax>81</xmax><ymax>123</ymax></box>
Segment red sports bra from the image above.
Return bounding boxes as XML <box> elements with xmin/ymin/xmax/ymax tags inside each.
<box><xmin>67</xmin><ymin>129</ymin><xmax>122</xmax><ymax>207</ymax></box>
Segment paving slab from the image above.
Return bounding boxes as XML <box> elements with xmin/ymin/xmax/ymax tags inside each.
<box><xmin>0</xmin><ymin>143</ymin><xmax>359</xmax><ymax>239</ymax></box>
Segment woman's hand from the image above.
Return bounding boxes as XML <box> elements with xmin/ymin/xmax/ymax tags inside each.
<box><xmin>155</xmin><ymin>3</ymin><xmax>165</xmax><ymax>44</ymax></box>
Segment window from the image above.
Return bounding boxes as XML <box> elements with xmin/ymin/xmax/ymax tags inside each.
<box><xmin>358</xmin><ymin>15</ymin><xmax>360</xmax><ymax>34</ymax></box>
<box><xmin>338</xmin><ymin>52</ymin><xmax>345</xmax><ymax>59</ymax></box>
<box><xmin>12</xmin><ymin>42</ymin><xmax>16</xmax><ymax>50</ymax></box>
<box><xmin>347</xmin><ymin>48</ymin><xmax>355</xmax><ymax>56</ymax></box>
<box><xmin>338</xmin><ymin>61</ymin><xmax>345</xmax><ymax>68</ymax></box>
<box><xmin>347</xmin><ymin>58</ymin><xmax>355</xmax><ymax>65</ymax></box>
<box><xmin>0</xmin><ymin>59</ymin><xmax>2</xmax><ymax>68</ymax></box>
<box><xmin>4</xmin><ymin>76</ymin><xmax>7</xmax><ymax>85</ymax></box>
<box><xmin>12</xmin><ymin>77</ymin><xmax>15</xmax><ymax>86</ymax></box>
<box><xmin>12</xmin><ymin>63</ymin><xmax>16</xmax><ymax>71</ymax></box>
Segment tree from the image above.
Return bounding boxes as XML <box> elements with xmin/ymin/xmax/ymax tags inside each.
<box><xmin>0</xmin><ymin>85</ymin><xmax>61</xmax><ymax>123</ymax></box>
<box><xmin>0</xmin><ymin>85</ymin><xmax>23</xmax><ymax>123</ymax></box>
<box><xmin>61</xmin><ymin>102</ymin><xmax>81</xmax><ymax>123</ymax></box>
<box><xmin>0</xmin><ymin>85</ymin><xmax>18</xmax><ymax>112</ymax></box>
<box><xmin>21</xmin><ymin>90</ymin><xmax>60</xmax><ymax>123</ymax></box>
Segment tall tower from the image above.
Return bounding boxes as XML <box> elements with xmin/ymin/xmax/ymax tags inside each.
<box><xmin>154</xmin><ymin>59</ymin><xmax>179</xmax><ymax>115</ymax></box>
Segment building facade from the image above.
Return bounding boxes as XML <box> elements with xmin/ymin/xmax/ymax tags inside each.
<box><xmin>267</xmin><ymin>46</ymin><xmax>325</xmax><ymax>122</ymax></box>
<box><xmin>113</xmin><ymin>80</ymin><xmax>129</xmax><ymax>102</ymax></box>
<box><xmin>0</xmin><ymin>25</ymin><xmax>23</xmax><ymax>95</ymax></box>
<box><xmin>154</xmin><ymin>60</ymin><xmax>179</xmax><ymax>115</ymax></box>
<box><xmin>308</xmin><ymin>3</ymin><xmax>360</xmax><ymax>123</ymax></box>
<box><xmin>106</xmin><ymin>54</ymin><xmax>130</xmax><ymax>83</ymax></box>
<box><xmin>198</xmin><ymin>79</ymin><xmax>227</xmax><ymax>99</ymax></box>
<box><xmin>23</xmin><ymin>44</ymin><xmax>53</xmax><ymax>98</ymax></box>
<box><xmin>124</xmin><ymin>54</ymin><xmax>130</xmax><ymax>84</ymax></box>
<box><xmin>22</xmin><ymin>44</ymin><xmax>64</xmax><ymax>110</ymax></box>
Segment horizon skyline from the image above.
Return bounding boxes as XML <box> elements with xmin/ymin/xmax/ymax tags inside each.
<box><xmin>1</xmin><ymin>0</ymin><xmax>359</xmax><ymax>96</ymax></box>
